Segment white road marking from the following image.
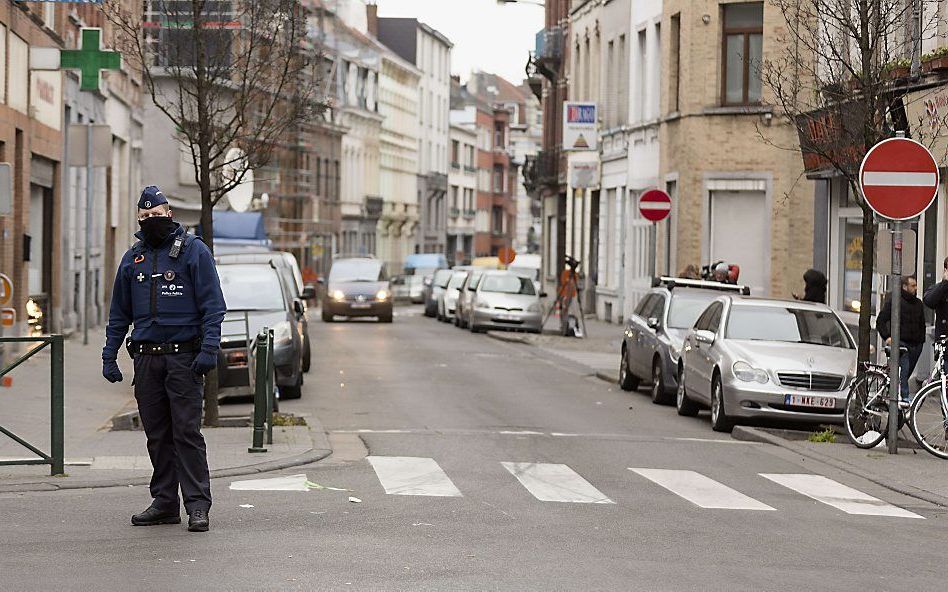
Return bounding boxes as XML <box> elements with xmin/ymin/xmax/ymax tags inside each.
<box><xmin>229</xmin><ymin>474</ymin><xmax>310</xmax><ymax>491</ymax></box>
<box><xmin>760</xmin><ymin>473</ymin><xmax>923</xmax><ymax>519</ymax></box>
<box><xmin>90</xmin><ymin>456</ymin><xmax>152</xmax><ymax>470</ymax></box>
<box><xmin>630</xmin><ymin>468</ymin><xmax>775</xmax><ymax>510</ymax></box>
<box><xmin>862</xmin><ymin>171</ymin><xmax>937</xmax><ymax>187</ymax></box>
<box><xmin>502</xmin><ymin>462</ymin><xmax>614</xmax><ymax>504</ymax></box>
<box><xmin>367</xmin><ymin>456</ymin><xmax>463</xmax><ymax>497</ymax></box>
<box><xmin>498</xmin><ymin>430</ymin><xmax>545</xmax><ymax>435</ymax></box>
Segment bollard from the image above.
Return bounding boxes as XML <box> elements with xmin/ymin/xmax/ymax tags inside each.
<box><xmin>248</xmin><ymin>328</ymin><xmax>270</xmax><ymax>453</ymax></box>
<box><xmin>50</xmin><ymin>335</ymin><xmax>64</xmax><ymax>475</ymax></box>
<box><xmin>266</xmin><ymin>329</ymin><xmax>274</xmax><ymax>445</ymax></box>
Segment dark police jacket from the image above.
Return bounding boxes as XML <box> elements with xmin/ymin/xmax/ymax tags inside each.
<box><xmin>924</xmin><ymin>280</ymin><xmax>948</xmax><ymax>339</ymax></box>
<box><xmin>103</xmin><ymin>223</ymin><xmax>226</xmax><ymax>361</ymax></box>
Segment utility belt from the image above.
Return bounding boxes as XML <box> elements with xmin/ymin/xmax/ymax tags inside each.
<box><xmin>126</xmin><ymin>338</ymin><xmax>201</xmax><ymax>356</ymax></box>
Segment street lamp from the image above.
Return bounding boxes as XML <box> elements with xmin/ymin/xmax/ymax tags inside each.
<box><xmin>497</xmin><ymin>0</ymin><xmax>545</xmax><ymax>6</ymax></box>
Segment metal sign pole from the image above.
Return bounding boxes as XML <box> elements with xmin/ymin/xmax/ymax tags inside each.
<box><xmin>649</xmin><ymin>222</ymin><xmax>657</xmax><ymax>279</ymax></box>
<box><xmin>887</xmin><ymin>222</ymin><xmax>903</xmax><ymax>454</ymax></box>
<box><xmin>83</xmin><ymin>122</ymin><xmax>93</xmax><ymax>345</ymax></box>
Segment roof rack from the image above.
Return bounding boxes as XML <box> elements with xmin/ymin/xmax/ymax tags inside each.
<box><xmin>651</xmin><ymin>276</ymin><xmax>751</xmax><ymax>296</ymax></box>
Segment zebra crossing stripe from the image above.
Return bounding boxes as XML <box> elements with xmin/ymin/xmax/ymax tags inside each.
<box><xmin>760</xmin><ymin>473</ymin><xmax>923</xmax><ymax>519</ymax></box>
<box><xmin>630</xmin><ymin>468</ymin><xmax>775</xmax><ymax>510</ymax></box>
<box><xmin>366</xmin><ymin>456</ymin><xmax>463</xmax><ymax>497</ymax></box>
<box><xmin>502</xmin><ymin>462</ymin><xmax>614</xmax><ymax>503</ymax></box>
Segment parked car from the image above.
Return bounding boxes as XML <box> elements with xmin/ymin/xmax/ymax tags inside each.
<box><xmin>438</xmin><ymin>271</ymin><xmax>469</xmax><ymax>322</ymax></box>
<box><xmin>454</xmin><ymin>269</ymin><xmax>486</xmax><ymax>329</ymax></box>
<box><xmin>676</xmin><ymin>295</ymin><xmax>857</xmax><ymax>432</ymax></box>
<box><xmin>619</xmin><ymin>277</ymin><xmax>749</xmax><ymax>404</ymax></box>
<box><xmin>216</xmin><ymin>262</ymin><xmax>306</xmax><ymax>399</ymax></box>
<box><xmin>404</xmin><ymin>253</ymin><xmax>448</xmax><ymax>278</ymax></box>
<box><xmin>215</xmin><ymin>249</ymin><xmax>315</xmax><ymax>373</ymax></box>
<box><xmin>508</xmin><ymin>253</ymin><xmax>542</xmax><ymax>291</ymax></box>
<box><xmin>467</xmin><ymin>270</ymin><xmax>543</xmax><ymax>334</ymax></box>
<box><xmin>423</xmin><ymin>269</ymin><xmax>455</xmax><ymax>317</ymax></box>
<box><xmin>322</xmin><ymin>257</ymin><xmax>393</xmax><ymax>323</ymax></box>
<box><xmin>407</xmin><ymin>274</ymin><xmax>426</xmax><ymax>304</ymax></box>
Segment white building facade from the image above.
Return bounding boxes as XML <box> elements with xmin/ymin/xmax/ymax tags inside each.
<box><xmin>447</xmin><ymin>122</ymin><xmax>477</xmax><ymax>265</ymax></box>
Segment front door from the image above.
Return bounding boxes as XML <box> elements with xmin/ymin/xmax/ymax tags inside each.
<box><xmin>710</xmin><ymin>190</ymin><xmax>767</xmax><ymax>295</ymax></box>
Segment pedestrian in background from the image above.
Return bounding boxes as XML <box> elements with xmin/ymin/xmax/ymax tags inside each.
<box><xmin>101</xmin><ymin>186</ymin><xmax>226</xmax><ymax>533</ymax></box>
<box><xmin>794</xmin><ymin>269</ymin><xmax>827</xmax><ymax>304</ymax></box>
<box><xmin>878</xmin><ymin>275</ymin><xmax>926</xmax><ymax>401</ymax></box>
<box><xmin>679</xmin><ymin>264</ymin><xmax>701</xmax><ymax>279</ymax></box>
<box><xmin>924</xmin><ymin>257</ymin><xmax>948</xmax><ymax>371</ymax></box>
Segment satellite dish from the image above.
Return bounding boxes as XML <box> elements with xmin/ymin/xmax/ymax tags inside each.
<box><xmin>222</xmin><ymin>148</ymin><xmax>254</xmax><ymax>212</ymax></box>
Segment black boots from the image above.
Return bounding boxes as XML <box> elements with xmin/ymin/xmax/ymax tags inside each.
<box><xmin>188</xmin><ymin>509</ymin><xmax>209</xmax><ymax>532</ymax></box>
<box><xmin>131</xmin><ymin>506</ymin><xmax>181</xmax><ymax>526</ymax></box>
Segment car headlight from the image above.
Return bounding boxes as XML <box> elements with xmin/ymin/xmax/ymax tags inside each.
<box><xmin>272</xmin><ymin>322</ymin><xmax>292</xmax><ymax>346</ymax></box>
<box><xmin>527</xmin><ymin>302</ymin><xmax>540</xmax><ymax>312</ymax></box>
<box><xmin>376</xmin><ymin>289</ymin><xmax>389</xmax><ymax>301</ymax></box>
<box><xmin>732</xmin><ymin>361</ymin><xmax>769</xmax><ymax>384</ymax></box>
<box><xmin>331</xmin><ymin>290</ymin><xmax>346</xmax><ymax>301</ymax></box>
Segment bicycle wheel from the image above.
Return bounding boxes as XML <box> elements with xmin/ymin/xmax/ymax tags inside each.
<box><xmin>845</xmin><ymin>372</ymin><xmax>889</xmax><ymax>449</ymax></box>
<box><xmin>909</xmin><ymin>383</ymin><xmax>948</xmax><ymax>460</ymax></box>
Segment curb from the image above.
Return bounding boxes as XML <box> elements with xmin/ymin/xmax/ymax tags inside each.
<box><xmin>731</xmin><ymin>425</ymin><xmax>948</xmax><ymax>508</ymax></box>
<box><xmin>484</xmin><ymin>331</ymin><xmax>532</xmax><ymax>345</ymax></box>
<box><xmin>0</xmin><ymin>422</ymin><xmax>335</xmax><ymax>494</ymax></box>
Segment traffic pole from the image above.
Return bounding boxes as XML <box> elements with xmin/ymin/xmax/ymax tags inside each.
<box><xmin>83</xmin><ymin>122</ymin><xmax>93</xmax><ymax>345</ymax></box>
<box><xmin>648</xmin><ymin>221</ymin><xmax>657</xmax><ymax>279</ymax></box>
<box><xmin>887</xmin><ymin>222</ymin><xmax>903</xmax><ymax>454</ymax></box>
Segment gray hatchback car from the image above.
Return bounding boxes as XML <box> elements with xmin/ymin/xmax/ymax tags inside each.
<box><xmin>619</xmin><ymin>277</ymin><xmax>748</xmax><ymax>405</ymax></box>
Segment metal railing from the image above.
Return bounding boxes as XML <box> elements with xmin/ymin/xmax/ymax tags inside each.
<box><xmin>0</xmin><ymin>335</ymin><xmax>64</xmax><ymax>475</ymax></box>
<box><xmin>248</xmin><ymin>328</ymin><xmax>275</xmax><ymax>453</ymax></box>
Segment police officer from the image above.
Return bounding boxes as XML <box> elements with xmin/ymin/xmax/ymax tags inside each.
<box><xmin>102</xmin><ymin>185</ymin><xmax>226</xmax><ymax>533</ymax></box>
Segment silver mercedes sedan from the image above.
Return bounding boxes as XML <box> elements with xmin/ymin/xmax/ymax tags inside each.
<box><xmin>676</xmin><ymin>295</ymin><xmax>857</xmax><ymax>432</ymax></box>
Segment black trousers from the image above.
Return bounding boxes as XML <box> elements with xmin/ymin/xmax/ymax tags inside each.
<box><xmin>133</xmin><ymin>352</ymin><xmax>211</xmax><ymax>514</ymax></box>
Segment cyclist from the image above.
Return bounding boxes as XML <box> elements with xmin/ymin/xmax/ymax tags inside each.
<box><xmin>878</xmin><ymin>275</ymin><xmax>926</xmax><ymax>402</ymax></box>
<box><xmin>924</xmin><ymin>257</ymin><xmax>948</xmax><ymax>372</ymax></box>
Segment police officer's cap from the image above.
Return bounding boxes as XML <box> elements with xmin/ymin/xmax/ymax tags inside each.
<box><xmin>138</xmin><ymin>185</ymin><xmax>168</xmax><ymax>210</ymax></box>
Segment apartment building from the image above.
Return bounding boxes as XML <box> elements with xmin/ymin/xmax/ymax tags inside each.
<box><xmin>658</xmin><ymin>0</ymin><xmax>813</xmax><ymax>298</ymax></box>
<box><xmin>447</xmin><ymin>122</ymin><xmax>477</xmax><ymax>266</ymax></box>
<box><xmin>0</xmin><ymin>1</ymin><xmax>65</xmax><ymax>336</ymax></box>
<box><xmin>376</xmin><ymin>16</ymin><xmax>452</xmax><ymax>257</ymax></box>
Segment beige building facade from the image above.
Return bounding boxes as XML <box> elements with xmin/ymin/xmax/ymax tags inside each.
<box><xmin>658</xmin><ymin>0</ymin><xmax>813</xmax><ymax>298</ymax></box>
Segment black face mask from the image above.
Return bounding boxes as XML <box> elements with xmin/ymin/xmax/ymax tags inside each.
<box><xmin>139</xmin><ymin>216</ymin><xmax>176</xmax><ymax>248</ymax></box>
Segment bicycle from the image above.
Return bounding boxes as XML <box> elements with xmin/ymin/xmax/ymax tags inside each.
<box><xmin>908</xmin><ymin>337</ymin><xmax>948</xmax><ymax>459</ymax></box>
<box><xmin>845</xmin><ymin>336</ymin><xmax>948</xmax><ymax>458</ymax></box>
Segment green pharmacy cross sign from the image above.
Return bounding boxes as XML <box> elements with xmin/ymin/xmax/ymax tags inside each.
<box><xmin>60</xmin><ymin>28</ymin><xmax>121</xmax><ymax>92</ymax></box>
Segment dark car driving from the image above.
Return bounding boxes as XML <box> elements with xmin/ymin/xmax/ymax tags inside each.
<box><xmin>322</xmin><ymin>257</ymin><xmax>393</xmax><ymax>323</ymax></box>
<box><xmin>619</xmin><ymin>277</ymin><xmax>748</xmax><ymax>405</ymax></box>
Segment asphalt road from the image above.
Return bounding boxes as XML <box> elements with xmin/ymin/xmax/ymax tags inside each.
<box><xmin>2</xmin><ymin>306</ymin><xmax>946</xmax><ymax>591</ymax></box>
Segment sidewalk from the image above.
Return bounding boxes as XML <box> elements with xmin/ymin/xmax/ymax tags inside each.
<box><xmin>0</xmin><ymin>336</ymin><xmax>330</xmax><ymax>493</ymax></box>
<box><xmin>488</xmin><ymin>318</ymin><xmax>948</xmax><ymax>508</ymax></box>
<box><xmin>486</xmin><ymin>315</ymin><xmax>622</xmax><ymax>377</ymax></box>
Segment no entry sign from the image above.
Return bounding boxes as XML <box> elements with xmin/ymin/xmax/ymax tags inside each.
<box><xmin>639</xmin><ymin>189</ymin><xmax>672</xmax><ymax>223</ymax></box>
<box><xmin>859</xmin><ymin>138</ymin><xmax>939</xmax><ymax>220</ymax></box>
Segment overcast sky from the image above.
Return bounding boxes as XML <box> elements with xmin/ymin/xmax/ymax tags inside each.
<box><xmin>375</xmin><ymin>0</ymin><xmax>543</xmax><ymax>85</ymax></box>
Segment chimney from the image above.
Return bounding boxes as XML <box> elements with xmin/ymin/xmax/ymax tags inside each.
<box><xmin>366</xmin><ymin>2</ymin><xmax>378</xmax><ymax>37</ymax></box>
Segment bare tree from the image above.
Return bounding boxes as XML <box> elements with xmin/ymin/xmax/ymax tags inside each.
<box><xmin>761</xmin><ymin>0</ymin><xmax>947</xmax><ymax>362</ymax></box>
<box><xmin>106</xmin><ymin>0</ymin><xmax>324</xmax><ymax>424</ymax></box>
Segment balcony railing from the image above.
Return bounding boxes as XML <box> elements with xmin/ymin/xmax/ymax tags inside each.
<box><xmin>449</xmin><ymin>207</ymin><xmax>461</xmax><ymax>218</ymax></box>
<box><xmin>463</xmin><ymin>209</ymin><xmax>476</xmax><ymax>219</ymax></box>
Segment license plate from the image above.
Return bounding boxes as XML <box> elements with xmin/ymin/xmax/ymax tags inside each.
<box><xmin>496</xmin><ymin>314</ymin><xmax>518</xmax><ymax>321</ymax></box>
<box><xmin>785</xmin><ymin>394</ymin><xmax>836</xmax><ymax>408</ymax></box>
<box><xmin>350</xmin><ymin>303</ymin><xmax>371</xmax><ymax>309</ymax></box>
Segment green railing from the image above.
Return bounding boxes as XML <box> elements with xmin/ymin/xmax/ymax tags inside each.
<box><xmin>248</xmin><ymin>328</ymin><xmax>275</xmax><ymax>453</ymax></box>
<box><xmin>0</xmin><ymin>335</ymin><xmax>64</xmax><ymax>475</ymax></box>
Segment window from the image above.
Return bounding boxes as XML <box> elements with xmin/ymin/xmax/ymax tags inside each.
<box><xmin>492</xmin><ymin>207</ymin><xmax>504</xmax><ymax>233</ymax></box>
<box><xmin>464</xmin><ymin>188</ymin><xmax>474</xmax><ymax>210</ymax></box>
<box><xmin>451</xmin><ymin>186</ymin><xmax>459</xmax><ymax>209</ymax></box>
<box><xmin>635</xmin><ymin>29</ymin><xmax>647</xmax><ymax>122</ymax></box>
<box><xmin>481</xmin><ymin>274</ymin><xmax>536</xmax><ymax>295</ymax></box>
<box><xmin>494</xmin><ymin>122</ymin><xmax>505</xmax><ymax>149</ymax></box>
<box><xmin>493</xmin><ymin>165</ymin><xmax>505</xmax><ymax>193</ymax></box>
<box><xmin>451</xmin><ymin>140</ymin><xmax>460</xmax><ymax>166</ymax></box>
<box><xmin>635</xmin><ymin>294</ymin><xmax>656</xmax><ymax>317</ymax></box>
<box><xmin>726</xmin><ymin>306</ymin><xmax>853</xmax><ymax>348</ymax></box>
<box><xmin>465</xmin><ymin>145</ymin><xmax>475</xmax><ymax>167</ymax></box>
<box><xmin>722</xmin><ymin>2</ymin><xmax>763</xmax><ymax>105</ymax></box>
<box><xmin>670</xmin><ymin>13</ymin><xmax>681</xmax><ymax>112</ymax></box>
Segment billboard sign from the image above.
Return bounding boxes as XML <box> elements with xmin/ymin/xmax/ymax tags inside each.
<box><xmin>563</xmin><ymin>102</ymin><xmax>597</xmax><ymax>151</ymax></box>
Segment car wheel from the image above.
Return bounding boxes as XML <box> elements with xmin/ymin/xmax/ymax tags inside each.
<box><xmin>710</xmin><ymin>375</ymin><xmax>734</xmax><ymax>432</ymax></box>
<box><xmin>301</xmin><ymin>334</ymin><xmax>311</xmax><ymax>374</ymax></box>
<box><xmin>280</xmin><ymin>383</ymin><xmax>302</xmax><ymax>400</ymax></box>
<box><xmin>651</xmin><ymin>358</ymin><xmax>674</xmax><ymax>405</ymax></box>
<box><xmin>470</xmin><ymin>322</ymin><xmax>482</xmax><ymax>334</ymax></box>
<box><xmin>676</xmin><ymin>365</ymin><xmax>699</xmax><ymax>417</ymax></box>
<box><xmin>618</xmin><ymin>346</ymin><xmax>640</xmax><ymax>392</ymax></box>
<box><xmin>321</xmin><ymin>310</ymin><xmax>334</xmax><ymax>323</ymax></box>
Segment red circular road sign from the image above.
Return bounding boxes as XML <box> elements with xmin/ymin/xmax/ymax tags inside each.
<box><xmin>498</xmin><ymin>246</ymin><xmax>516</xmax><ymax>266</ymax></box>
<box><xmin>859</xmin><ymin>138</ymin><xmax>939</xmax><ymax>221</ymax></box>
<box><xmin>639</xmin><ymin>189</ymin><xmax>672</xmax><ymax>222</ymax></box>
